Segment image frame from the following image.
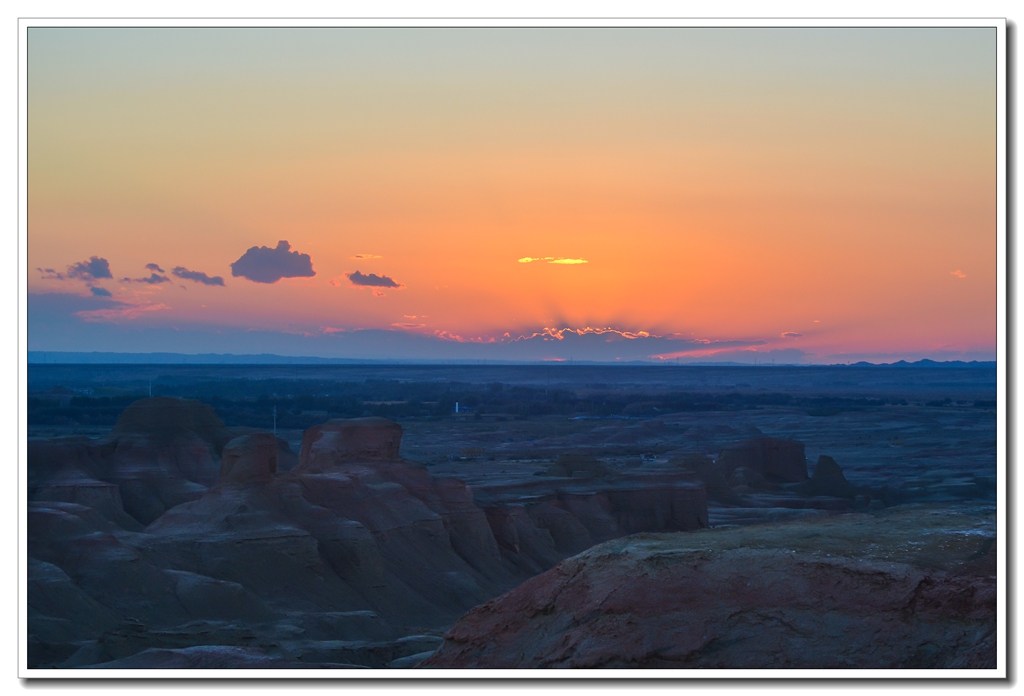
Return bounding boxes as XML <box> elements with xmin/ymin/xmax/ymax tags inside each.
<box><xmin>16</xmin><ymin>14</ymin><xmax>1009</xmax><ymax>681</ymax></box>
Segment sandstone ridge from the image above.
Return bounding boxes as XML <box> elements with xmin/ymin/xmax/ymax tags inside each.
<box><xmin>28</xmin><ymin>400</ymin><xmax>713</xmax><ymax>668</ymax></box>
<box><xmin>422</xmin><ymin>505</ymin><xmax>996</xmax><ymax>669</ymax></box>
<box><xmin>35</xmin><ymin>399</ymin><xmax>915</xmax><ymax>670</ymax></box>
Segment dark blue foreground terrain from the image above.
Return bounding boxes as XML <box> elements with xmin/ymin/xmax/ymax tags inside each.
<box><xmin>26</xmin><ymin>362</ymin><xmax>998</xmax><ymax>669</ymax></box>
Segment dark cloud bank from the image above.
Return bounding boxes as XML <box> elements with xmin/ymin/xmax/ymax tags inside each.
<box><xmin>67</xmin><ymin>256</ymin><xmax>112</xmax><ymax>280</ymax></box>
<box><xmin>231</xmin><ymin>241</ymin><xmax>315</xmax><ymax>283</ymax></box>
<box><xmin>173</xmin><ymin>267</ymin><xmax>225</xmax><ymax>286</ymax></box>
<box><xmin>124</xmin><ymin>273</ymin><xmax>170</xmax><ymax>285</ymax></box>
<box><xmin>27</xmin><ymin>298</ymin><xmax>806</xmax><ymax>363</ymax></box>
<box><xmin>39</xmin><ymin>256</ymin><xmax>113</xmax><ymax>282</ymax></box>
<box><xmin>347</xmin><ymin>271</ymin><xmax>401</xmax><ymax>288</ymax></box>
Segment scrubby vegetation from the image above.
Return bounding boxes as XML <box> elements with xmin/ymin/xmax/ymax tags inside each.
<box><xmin>29</xmin><ymin>370</ymin><xmax>981</xmax><ymax>431</ymax></box>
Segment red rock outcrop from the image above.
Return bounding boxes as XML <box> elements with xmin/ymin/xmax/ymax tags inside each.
<box><xmin>219</xmin><ymin>434</ymin><xmax>278</xmax><ymax>484</ymax></box>
<box><xmin>423</xmin><ymin>506</ymin><xmax>996</xmax><ymax>669</ymax></box>
<box><xmin>27</xmin><ymin>414</ymin><xmax>515</xmax><ymax>668</ymax></box>
<box><xmin>297</xmin><ymin>417</ymin><xmax>403</xmax><ymax>471</ymax></box>
<box><xmin>30</xmin><ymin>462</ymin><xmax>143</xmax><ymax>531</ymax></box>
<box><xmin>715</xmin><ymin>437</ymin><xmax>808</xmax><ymax>483</ymax></box>
<box><xmin>671</xmin><ymin>453</ymin><xmax>744</xmax><ymax>505</ymax></box>
<box><xmin>28</xmin><ymin>398</ymin><xmax>299</xmax><ymax>526</ymax></box>
<box><xmin>28</xmin><ymin>404</ymin><xmax>713</xmax><ymax>668</ymax></box>
<box><xmin>133</xmin><ymin>416</ymin><xmax>515</xmax><ymax>630</ymax></box>
<box><xmin>793</xmin><ymin>455</ymin><xmax>860</xmax><ymax>498</ymax></box>
<box><xmin>473</xmin><ymin>473</ymin><xmax>708</xmax><ymax>572</ymax></box>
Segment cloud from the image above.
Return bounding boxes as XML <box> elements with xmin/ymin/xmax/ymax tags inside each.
<box><xmin>173</xmin><ymin>266</ymin><xmax>225</xmax><ymax>286</ymax></box>
<box><xmin>231</xmin><ymin>240</ymin><xmax>315</xmax><ymax>283</ymax></box>
<box><xmin>67</xmin><ymin>256</ymin><xmax>113</xmax><ymax>280</ymax></box>
<box><xmin>37</xmin><ymin>267</ymin><xmax>66</xmax><ymax>280</ymax></box>
<box><xmin>652</xmin><ymin>347</ymin><xmax>807</xmax><ymax>364</ymax></box>
<box><xmin>353</xmin><ymin>254</ymin><xmax>382</xmax><ymax>259</ymax></box>
<box><xmin>416</xmin><ymin>325</ymin><xmax>779</xmax><ymax>361</ymax></box>
<box><xmin>392</xmin><ymin>322</ymin><xmax>426</xmax><ymax>329</ymax></box>
<box><xmin>518</xmin><ymin>257</ymin><xmax>589</xmax><ymax>265</ymax></box>
<box><xmin>26</xmin><ymin>300</ymin><xmax>815</xmax><ymax>364</ymax></box>
<box><xmin>651</xmin><ymin>341</ymin><xmax>793</xmax><ymax>362</ymax></box>
<box><xmin>346</xmin><ymin>271</ymin><xmax>402</xmax><ymax>288</ymax></box>
<box><xmin>29</xmin><ymin>291</ymin><xmax>126</xmax><ymax>315</ymax></box>
<box><xmin>76</xmin><ymin>302</ymin><xmax>170</xmax><ymax>323</ymax></box>
<box><xmin>146</xmin><ymin>263</ymin><xmax>165</xmax><ymax>273</ymax></box>
<box><xmin>28</xmin><ymin>291</ymin><xmax>168</xmax><ymax>324</ymax></box>
<box><xmin>781</xmin><ymin>332</ymin><xmax>803</xmax><ymax>338</ymax></box>
<box><xmin>134</xmin><ymin>272</ymin><xmax>169</xmax><ymax>282</ymax></box>
<box><xmin>951</xmin><ymin>270</ymin><xmax>967</xmax><ymax>279</ymax></box>
<box><xmin>508</xmin><ymin>326</ymin><xmax>655</xmax><ymax>342</ymax></box>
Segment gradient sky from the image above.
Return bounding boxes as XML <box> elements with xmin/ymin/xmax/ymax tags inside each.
<box><xmin>27</xmin><ymin>27</ymin><xmax>997</xmax><ymax>363</ymax></box>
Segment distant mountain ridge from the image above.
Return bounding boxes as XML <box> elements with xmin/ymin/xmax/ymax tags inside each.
<box><xmin>847</xmin><ymin>359</ymin><xmax>997</xmax><ymax>368</ymax></box>
<box><xmin>27</xmin><ymin>351</ymin><xmax>997</xmax><ymax>367</ymax></box>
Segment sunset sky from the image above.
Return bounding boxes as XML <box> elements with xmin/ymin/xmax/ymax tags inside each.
<box><xmin>27</xmin><ymin>27</ymin><xmax>997</xmax><ymax>363</ymax></box>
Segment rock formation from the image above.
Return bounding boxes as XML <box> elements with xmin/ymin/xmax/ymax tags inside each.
<box><xmin>27</xmin><ymin>398</ymin><xmax>732</xmax><ymax>669</ymax></box>
<box><xmin>39</xmin><ymin>400</ymin><xmax>919</xmax><ymax>671</ymax></box>
<box><xmin>715</xmin><ymin>437</ymin><xmax>808</xmax><ymax>483</ymax></box>
<box><xmin>793</xmin><ymin>455</ymin><xmax>860</xmax><ymax>498</ymax></box>
<box><xmin>137</xmin><ymin>417</ymin><xmax>513</xmax><ymax>626</ymax></box>
<box><xmin>219</xmin><ymin>433</ymin><xmax>279</xmax><ymax>484</ymax></box>
<box><xmin>471</xmin><ymin>472</ymin><xmax>708</xmax><ymax>577</ymax></box>
<box><xmin>671</xmin><ymin>453</ymin><xmax>743</xmax><ymax>505</ymax></box>
<box><xmin>28</xmin><ymin>398</ymin><xmax>267</xmax><ymax>526</ymax></box>
<box><xmin>28</xmin><ymin>409</ymin><xmax>511</xmax><ymax>667</ymax></box>
<box><xmin>727</xmin><ymin>466</ymin><xmax>773</xmax><ymax>491</ymax></box>
<box><xmin>423</xmin><ymin>505</ymin><xmax>996</xmax><ymax>669</ymax></box>
<box><xmin>30</xmin><ymin>399</ymin><xmax>988</xmax><ymax>670</ymax></box>
<box><xmin>297</xmin><ymin>417</ymin><xmax>403</xmax><ymax>470</ymax></box>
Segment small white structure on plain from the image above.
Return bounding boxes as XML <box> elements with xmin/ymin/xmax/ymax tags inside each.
<box><xmin>455</xmin><ymin>402</ymin><xmax>459</xmax><ymax>414</ymax></box>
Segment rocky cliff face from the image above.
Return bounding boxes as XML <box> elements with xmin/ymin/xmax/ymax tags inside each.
<box><xmin>27</xmin><ymin>399</ymin><xmax>711</xmax><ymax>668</ymax></box>
<box><xmin>469</xmin><ymin>464</ymin><xmax>708</xmax><ymax>578</ymax></box>
<box><xmin>422</xmin><ymin>505</ymin><xmax>996</xmax><ymax>669</ymax></box>
<box><xmin>140</xmin><ymin>418</ymin><xmax>513</xmax><ymax>625</ymax></box>
<box><xmin>29</xmin><ymin>398</ymin><xmax>995</xmax><ymax>670</ymax></box>
<box><xmin>28</xmin><ymin>398</ymin><xmax>253</xmax><ymax>526</ymax></box>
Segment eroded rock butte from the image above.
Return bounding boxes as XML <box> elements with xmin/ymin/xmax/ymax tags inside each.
<box><xmin>28</xmin><ymin>399</ymin><xmax>709</xmax><ymax>668</ymax></box>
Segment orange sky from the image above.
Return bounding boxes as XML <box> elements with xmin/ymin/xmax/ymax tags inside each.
<box><xmin>27</xmin><ymin>28</ymin><xmax>997</xmax><ymax>362</ymax></box>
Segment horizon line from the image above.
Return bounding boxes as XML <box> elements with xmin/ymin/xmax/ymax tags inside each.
<box><xmin>26</xmin><ymin>351</ymin><xmax>997</xmax><ymax>368</ymax></box>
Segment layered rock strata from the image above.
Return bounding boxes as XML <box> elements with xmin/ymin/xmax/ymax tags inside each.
<box><xmin>28</xmin><ymin>398</ymin><xmax>261</xmax><ymax>526</ymax></box>
<box><xmin>28</xmin><ymin>401</ymin><xmax>710</xmax><ymax>668</ymax></box>
<box><xmin>423</xmin><ymin>505</ymin><xmax>996</xmax><ymax>669</ymax></box>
